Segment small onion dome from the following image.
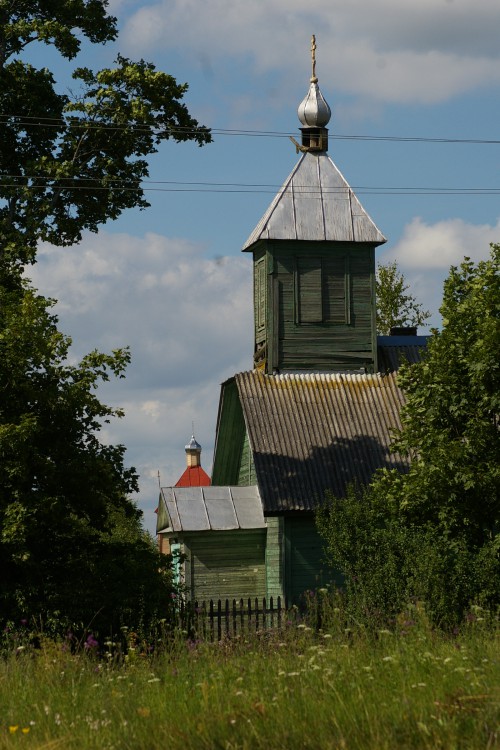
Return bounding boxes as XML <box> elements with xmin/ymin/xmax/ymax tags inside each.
<box><xmin>185</xmin><ymin>435</ymin><xmax>201</xmax><ymax>451</ymax></box>
<box><xmin>298</xmin><ymin>81</ymin><xmax>331</xmax><ymax>128</ymax></box>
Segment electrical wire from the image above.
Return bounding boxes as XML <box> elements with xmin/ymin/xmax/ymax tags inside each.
<box><xmin>1</xmin><ymin>114</ymin><xmax>500</xmax><ymax>145</ymax></box>
<box><xmin>0</xmin><ymin>175</ymin><xmax>498</xmax><ymax>196</ymax></box>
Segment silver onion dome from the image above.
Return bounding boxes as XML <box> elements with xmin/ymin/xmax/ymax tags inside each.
<box><xmin>297</xmin><ymin>81</ymin><xmax>331</xmax><ymax>127</ymax></box>
<box><xmin>185</xmin><ymin>435</ymin><xmax>201</xmax><ymax>451</ymax></box>
<box><xmin>297</xmin><ymin>35</ymin><xmax>331</xmax><ymax>128</ymax></box>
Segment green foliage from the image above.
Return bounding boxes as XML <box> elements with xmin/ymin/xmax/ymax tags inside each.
<box><xmin>0</xmin><ymin>281</ymin><xmax>173</xmax><ymax>631</ymax></box>
<box><xmin>393</xmin><ymin>245</ymin><xmax>500</xmax><ymax>540</ymax></box>
<box><xmin>0</xmin><ymin>0</ymin><xmax>209</xmax><ymax>632</ymax></box>
<box><xmin>0</xmin><ymin>1</ymin><xmax>211</xmax><ymax>268</ymax></box>
<box><xmin>376</xmin><ymin>260</ymin><xmax>430</xmax><ymax>334</ymax></box>
<box><xmin>319</xmin><ymin>247</ymin><xmax>500</xmax><ymax>627</ymax></box>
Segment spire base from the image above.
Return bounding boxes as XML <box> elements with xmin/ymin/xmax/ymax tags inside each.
<box><xmin>300</xmin><ymin>126</ymin><xmax>329</xmax><ymax>152</ymax></box>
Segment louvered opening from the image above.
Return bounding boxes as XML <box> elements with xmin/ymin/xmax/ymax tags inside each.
<box><xmin>295</xmin><ymin>257</ymin><xmax>323</xmax><ymax>324</ymax></box>
<box><xmin>323</xmin><ymin>256</ymin><xmax>349</xmax><ymax>324</ymax></box>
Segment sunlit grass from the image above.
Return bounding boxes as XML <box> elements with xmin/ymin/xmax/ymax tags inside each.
<box><xmin>1</xmin><ymin>616</ymin><xmax>498</xmax><ymax>749</ymax></box>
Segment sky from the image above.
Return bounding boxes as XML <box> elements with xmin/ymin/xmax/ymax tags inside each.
<box><xmin>27</xmin><ymin>0</ymin><xmax>500</xmax><ymax>535</ymax></box>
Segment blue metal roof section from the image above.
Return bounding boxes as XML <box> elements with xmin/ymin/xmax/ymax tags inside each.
<box><xmin>377</xmin><ymin>335</ymin><xmax>429</xmax><ymax>373</ymax></box>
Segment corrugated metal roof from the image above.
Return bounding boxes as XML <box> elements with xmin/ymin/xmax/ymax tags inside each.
<box><xmin>233</xmin><ymin>370</ymin><xmax>408</xmax><ymax>512</ymax></box>
<box><xmin>242</xmin><ymin>152</ymin><xmax>386</xmax><ymax>251</ymax></box>
<box><xmin>157</xmin><ymin>485</ymin><xmax>266</xmax><ymax>533</ymax></box>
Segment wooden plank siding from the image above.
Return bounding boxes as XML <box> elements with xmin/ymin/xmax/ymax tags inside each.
<box><xmin>265</xmin><ymin>516</ymin><xmax>285</xmax><ymax>600</ymax></box>
<box><xmin>237</xmin><ymin>430</ymin><xmax>256</xmax><ymax>486</ymax></box>
<box><xmin>184</xmin><ymin>530</ymin><xmax>267</xmax><ymax>602</ymax></box>
<box><xmin>211</xmin><ymin>379</ymin><xmax>247</xmax><ymax>486</ymax></box>
<box><xmin>285</xmin><ymin>516</ymin><xmax>336</xmax><ymax>603</ymax></box>
<box><xmin>251</xmin><ymin>240</ymin><xmax>377</xmax><ymax>374</ymax></box>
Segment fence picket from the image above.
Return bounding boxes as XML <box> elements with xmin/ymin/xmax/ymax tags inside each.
<box><xmin>181</xmin><ymin>597</ymin><xmax>288</xmax><ymax>641</ymax></box>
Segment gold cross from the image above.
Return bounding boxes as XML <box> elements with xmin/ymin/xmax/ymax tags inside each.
<box><xmin>311</xmin><ymin>34</ymin><xmax>318</xmax><ymax>83</ymax></box>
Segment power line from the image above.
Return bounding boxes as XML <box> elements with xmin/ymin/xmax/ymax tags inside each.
<box><xmin>1</xmin><ymin>114</ymin><xmax>500</xmax><ymax>145</ymax></box>
<box><xmin>3</xmin><ymin>173</ymin><xmax>500</xmax><ymax>192</ymax></box>
<box><xmin>0</xmin><ymin>178</ymin><xmax>499</xmax><ymax>196</ymax></box>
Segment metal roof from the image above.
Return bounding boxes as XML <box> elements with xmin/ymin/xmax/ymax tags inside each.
<box><xmin>232</xmin><ymin>370</ymin><xmax>408</xmax><ymax>512</ymax></box>
<box><xmin>174</xmin><ymin>465</ymin><xmax>211</xmax><ymax>488</ymax></box>
<box><xmin>157</xmin><ymin>485</ymin><xmax>266</xmax><ymax>533</ymax></box>
<box><xmin>242</xmin><ymin>152</ymin><xmax>386</xmax><ymax>251</ymax></box>
<box><xmin>377</xmin><ymin>336</ymin><xmax>428</xmax><ymax>373</ymax></box>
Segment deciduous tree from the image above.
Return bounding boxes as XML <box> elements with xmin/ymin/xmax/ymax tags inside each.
<box><xmin>376</xmin><ymin>260</ymin><xmax>430</xmax><ymax>334</ymax></box>
<box><xmin>0</xmin><ymin>1</ymin><xmax>210</xmax><ymax>629</ymax></box>
<box><xmin>319</xmin><ymin>247</ymin><xmax>500</xmax><ymax>627</ymax></box>
<box><xmin>0</xmin><ymin>0</ymin><xmax>211</xmax><ymax>272</ymax></box>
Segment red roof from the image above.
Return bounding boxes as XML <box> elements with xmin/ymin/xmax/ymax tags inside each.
<box><xmin>174</xmin><ymin>466</ymin><xmax>211</xmax><ymax>488</ymax></box>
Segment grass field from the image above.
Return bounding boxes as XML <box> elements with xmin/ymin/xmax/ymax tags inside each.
<box><xmin>1</xmin><ymin>613</ymin><xmax>498</xmax><ymax>749</ymax></box>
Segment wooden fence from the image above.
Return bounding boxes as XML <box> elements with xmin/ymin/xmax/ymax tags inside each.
<box><xmin>178</xmin><ymin>597</ymin><xmax>289</xmax><ymax>641</ymax></box>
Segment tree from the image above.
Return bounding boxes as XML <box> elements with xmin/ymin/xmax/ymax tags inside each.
<box><xmin>318</xmin><ymin>247</ymin><xmax>500</xmax><ymax>627</ymax></box>
<box><xmin>376</xmin><ymin>261</ymin><xmax>430</xmax><ymax>335</ymax></box>
<box><xmin>0</xmin><ymin>1</ymin><xmax>211</xmax><ymax>272</ymax></box>
<box><xmin>0</xmin><ymin>282</ymin><xmax>173</xmax><ymax>629</ymax></box>
<box><xmin>0</xmin><ymin>2</ymin><xmax>211</xmax><ymax>629</ymax></box>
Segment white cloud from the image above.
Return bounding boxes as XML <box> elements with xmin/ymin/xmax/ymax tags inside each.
<box><xmin>378</xmin><ymin>216</ymin><xmax>499</xmax><ymax>329</ymax></box>
<box><xmin>119</xmin><ymin>0</ymin><xmax>500</xmax><ymax>105</ymax></box>
<box><xmin>30</xmin><ymin>231</ymin><xmax>253</xmax><ymax>533</ymax></box>
<box><xmin>387</xmin><ymin>216</ymin><xmax>500</xmax><ymax>269</ymax></box>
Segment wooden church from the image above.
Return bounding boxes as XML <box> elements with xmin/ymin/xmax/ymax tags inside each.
<box><xmin>156</xmin><ymin>38</ymin><xmax>427</xmax><ymax>604</ymax></box>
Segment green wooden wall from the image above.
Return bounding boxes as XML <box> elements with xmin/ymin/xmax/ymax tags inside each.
<box><xmin>284</xmin><ymin>516</ymin><xmax>335</xmax><ymax>603</ymax></box>
<box><xmin>251</xmin><ymin>239</ymin><xmax>377</xmax><ymax>374</ymax></box>
<box><xmin>237</xmin><ymin>430</ymin><xmax>256</xmax><ymax>485</ymax></box>
<box><xmin>265</xmin><ymin>516</ymin><xmax>284</xmax><ymax>601</ymax></box>
<box><xmin>183</xmin><ymin>530</ymin><xmax>266</xmax><ymax>602</ymax></box>
<box><xmin>211</xmin><ymin>379</ymin><xmax>247</xmax><ymax>486</ymax></box>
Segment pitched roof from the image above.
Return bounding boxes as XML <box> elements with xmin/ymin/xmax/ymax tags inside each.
<box><xmin>231</xmin><ymin>370</ymin><xmax>408</xmax><ymax>512</ymax></box>
<box><xmin>242</xmin><ymin>151</ymin><xmax>386</xmax><ymax>250</ymax></box>
<box><xmin>156</xmin><ymin>486</ymin><xmax>266</xmax><ymax>533</ymax></box>
<box><xmin>377</xmin><ymin>335</ymin><xmax>429</xmax><ymax>373</ymax></box>
<box><xmin>175</xmin><ymin>465</ymin><xmax>211</xmax><ymax>488</ymax></box>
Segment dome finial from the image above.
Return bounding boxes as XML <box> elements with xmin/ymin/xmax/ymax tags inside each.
<box><xmin>310</xmin><ymin>34</ymin><xmax>318</xmax><ymax>84</ymax></box>
<box><xmin>296</xmin><ymin>35</ymin><xmax>331</xmax><ymax>151</ymax></box>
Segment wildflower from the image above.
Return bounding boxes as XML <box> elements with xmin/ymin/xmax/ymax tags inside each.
<box><xmin>9</xmin><ymin>726</ymin><xmax>18</xmax><ymax>734</ymax></box>
<box><xmin>84</xmin><ymin>634</ymin><xmax>99</xmax><ymax>650</ymax></box>
<box><xmin>21</xmin><ymin>728</ymin><xmax>30</xmax><ymax>734</ymax></box>
<box><xmin>382</xmin><ymin>656</ymin><xmax>394</xmax><ymax>662</ymax></box>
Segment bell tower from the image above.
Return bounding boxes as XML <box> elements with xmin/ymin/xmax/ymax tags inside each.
<box><xmin>243</xmin><ymin>36</ymin><xmax>386</xmax><ymax>374</ymax></box>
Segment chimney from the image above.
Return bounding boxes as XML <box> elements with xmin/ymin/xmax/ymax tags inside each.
<box><xmin>390</xmin><ymin>326</ymin><xmax>417</xmax><ymax>337</ymax></box>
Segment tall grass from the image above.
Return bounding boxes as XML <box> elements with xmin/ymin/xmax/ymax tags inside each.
<box><xmin>1</xmin><ymin>614</ymin><xmax>498</xmax><ymax>749</ymax></box>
